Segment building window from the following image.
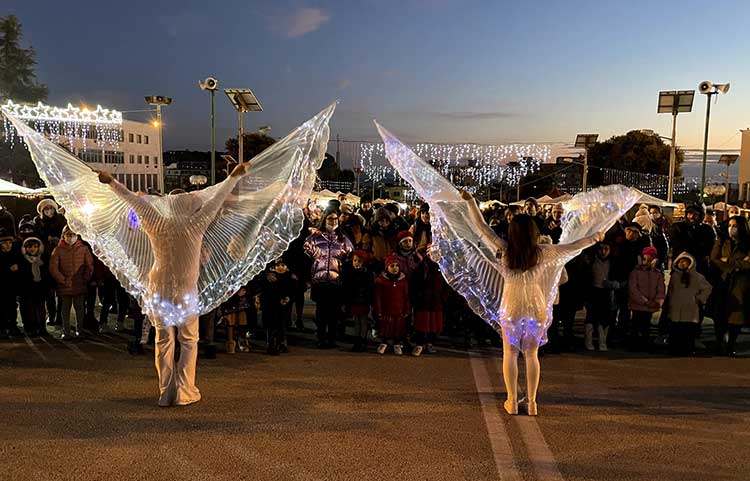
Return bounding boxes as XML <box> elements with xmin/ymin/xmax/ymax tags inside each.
<box><xmin>129</xmin><ymin>133</ymin><xmax>134</xmax><ymax>142</ymax></box>
<box><xmin>145</xmin><ymin>155</ymin><xmax>149</xmax><ymax>165</ymax></box>
<box><xmin>137</xmin><ymin>134</ymin><xmax>142</xmax><ymax>144</ymax></box>
<box><xmin>137</xmin><ymin>155</ymin><xmax>142</xmax><ymax>164</ymax></box>
<box><xmin>77</xmin><ymin>150</ymin><xmax>102</xmax><ymax>163</ymax></box>
<box><xmin>144</xmin><ymin>135</ymin><xmax>149</xmax><ymax>145</ymax></box>
<box><xmin>129</xmin><ymin>154</ymin><xmax>135</xmax><ymax>164</ymax></box>
<box><xmin>126</xmin><ymin>174</ymin><xmax>132</xmax><ymax>190</ymax></box>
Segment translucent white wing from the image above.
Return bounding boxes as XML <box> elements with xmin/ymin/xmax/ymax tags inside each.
<box><xmin>3</xmin><ymin>103</ymin><xmax>335</xmax><ymax>321</ymax></box>
<box><xmin>559</xmin><ymin>184</ymin><xmax>642</xmax><ymax>248</ymax></box>
<box><xmin>2</xmin><ymin>111</ymin><xmax>154</xmax><ymax>302</ymax></box>
<box><xmin>375</xmin><ymin>121</ymin><xmax>505</xmax><ymax>330</ymax></box>
<box><xmin>192</xmin><ymin>102</ymin><xmax>335</xmax><ymax>312</ymax></box>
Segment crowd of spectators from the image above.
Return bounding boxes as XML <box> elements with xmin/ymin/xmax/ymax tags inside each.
<box><xmin>1</xmin><ymin>191</ymin><xmax>748</xmax><ymax>358</ymax></box>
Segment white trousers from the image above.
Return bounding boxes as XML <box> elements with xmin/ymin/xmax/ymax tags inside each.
<box><xmin>154</xmin><ymin>315</ymin><xmax>201</xmax><ymax>406</ymax></box>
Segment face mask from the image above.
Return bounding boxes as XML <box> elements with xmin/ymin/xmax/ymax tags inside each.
<box><xmin>325</xmin><ymin>224</ymin><xmax>336</xmax><ymax>233</ymax></box>
<box><xmin>651</xmin><ymin>213</ymin><xmax>661</xmax><ymax>220</ymax></box>
<box><xmin>729</xmin><ymin>226</ymin><xmax>739</xmax><ymax>239</ymax></box>
<box><xmin>64</xmin><ymin>236</ymin><xmax>77</xmax><ymax>245</ymax></box>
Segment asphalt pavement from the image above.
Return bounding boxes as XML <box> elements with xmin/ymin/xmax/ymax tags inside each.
<box><xmin>1</xmin><ymin>322</ymin><xmax>748</xmax><ymax>481</ymax></box>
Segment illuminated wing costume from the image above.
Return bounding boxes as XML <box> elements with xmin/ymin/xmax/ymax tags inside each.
<box><xmin>3</xmin><ymin>103</ymin><xmax>335</xmax><ymax>326</ymax></box>
<box><xmin>375</xmin><ymin>122</ymin><xmax>640</xmax><ymax>349</ymax></box>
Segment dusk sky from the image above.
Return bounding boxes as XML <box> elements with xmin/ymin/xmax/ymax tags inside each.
<box><xmin>5</xmin><ymin>0</ymin><xmax>750</xmax><ymax>157</ymax></box>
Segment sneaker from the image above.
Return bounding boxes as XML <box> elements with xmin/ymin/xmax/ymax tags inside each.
<box><xmin>425</xmin><ymin>343</ymin><xmax>436</xmax><ymax>354</ymax></box>
<box><xmin>412</xmin><ymin>345</ymin><xmax>423</xmax><ymax>357</ymax></box>
<box><xmin>394</xmin><ymin>344</ymin><xmax>403</xmax><ymax>356</ymax></box>
<box><xmin>60</xmin><ymin>332</ymin><xmax>69</xmax><ymax>340</ymax></box>
<box><xmin>377</xmin><ymin>343</ymin><xmax>388</xmax><ymax>355</ymax></box>
<box><xmin>279</xmin><ymin>343</ymin><xmax>289</xmax><ymax>354</ymax></box>
<box><xmin>98</xmin><ymin>325</ymin><xmax>106</xmax><ymax>334</ymax></box>
<box><xmin>114</xmin><ymin>321</ymin><xmax>124</xmax><ymax>332</ymax></box>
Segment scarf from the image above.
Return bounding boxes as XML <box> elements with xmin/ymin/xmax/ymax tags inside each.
<box><xmin>24</xmin><ymin>254</ymin><xmax>43</xmax><ymax>282</ymax></box>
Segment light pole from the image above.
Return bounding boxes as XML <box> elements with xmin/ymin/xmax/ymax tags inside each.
<box><xmin>698</xmin><ymin>81</ymin><xmax>730</xmax><ymax>197</ymax></box>
<box><xmin>145</xmin><ymin>95</ymin><xmax>172</xmax><ymax>193</ymax></box>
<box><xmin>224</xmin><ymin>89</ymin><xmax>263</xmax><ymax>166</ymax></box>
<box><xmin>656</xmin><ymin>90</ymin><xmax>694</xmax><ymax>202</ymax></box>
<box><xmin>574</xmin><ymin>134</ymin><xmax>598</xmax><ymax>192</ymax></box>
<box><xmin>199</xmin><ymin>77</ymin><xmax>219</xmax><ymax>185</ymax></box>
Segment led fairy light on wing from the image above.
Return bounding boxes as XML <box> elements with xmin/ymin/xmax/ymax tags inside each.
<box><xmin>2</xmin><ymin>100</ymin><xmax>123</xmax><ymax>149</ymax></box>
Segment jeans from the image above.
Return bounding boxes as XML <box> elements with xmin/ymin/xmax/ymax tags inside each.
<box><xmin>60</xmin><ymin>295</ymin><xmax>85</xmax><ymax>335</ymax></box>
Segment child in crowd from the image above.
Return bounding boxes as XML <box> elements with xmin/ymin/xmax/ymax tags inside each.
<box><xmin>259</xmin><ymin>257</ymin><xmax>295</xmax><ymax>355</ymax></box>
<box><xmin>0</xmin><ymin>228</ymin><xmax>21</xmax><ymax>338</ymax></box>
<box><xmin>410</xmin><ymin>254</ymin><xmax>448</xmax><ymax>356</ymax></box>
<box><xmin>587</xmin><ymin>242</ymin><xmax>617</xmax><ymax>351</ymax></box>
<box><xmin>49</xmin><ymin>226</ymin><xmax>93</xmax><ymax>339</ymax></box>
<box><xmin>342</xmin><ymin>250</ymin><xmax>375</xmax><ymax>352</ymax></box>
<box><xmin>628</xmin><ymin>246</ymin><xmax>665</xmax><ymax>351</ymax></box>
<box><xmin>667</xmin><ymin>252</ymin><xmax>712</xmax><ymax>355</ymax></box>
<box><xmin>18</xmin><ymin>237</ymin><xmax>49</xmax><ymax>337</ymax></box>
<box><xmin>374</xmin><ymin>254</ymin><xmax>410</xmax><ymax>355</ymax></box>
<box><xmin>394</xmin><ymin>231</ymin><xmax>421</xmax><ymax>280</ymax></box>
<box><xmin>221</xmin><ymin>286</ymin><xmax>250</xmax><ymax>354</ymax></box>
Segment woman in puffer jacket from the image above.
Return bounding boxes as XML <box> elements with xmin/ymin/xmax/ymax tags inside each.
<box><xmin>49</xmin><ymin>226</ymin><xmax>93</xmax><ymax>339</ymax></box>
<box><xmin>304</xmin><ymin>208</ymin><xmax>353</xmax><ymax>348</ymax></box>
<box><xmin>667</xmin><ymin>252</ymin><xmax>712</xmax><ymax>355</ymax></box>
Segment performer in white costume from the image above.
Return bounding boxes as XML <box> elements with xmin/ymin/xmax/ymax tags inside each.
<box><xmin>3</xmin><ymin>103</ymin><xmax>335</xmax><ymax>406</ymax></box>
<box><xmin>374</xmin><ymin>121</ymin><xmax>640</xmax><ymax>416</ymax></box>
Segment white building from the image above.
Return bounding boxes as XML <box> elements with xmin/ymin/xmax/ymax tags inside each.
<box><xmin>72</xmin><ymin>119</ymin><xmax>162</xmax><ymax>193</ymax></box>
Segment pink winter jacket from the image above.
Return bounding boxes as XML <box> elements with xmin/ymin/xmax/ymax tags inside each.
<box><xmin>628</xmin><ymin>264</ymin><xmax>666</xmax><ymax>313</ymax></box>
<box><xmin>49</xmin><ymin>239</ymin><xmax>94</xmax><ymax>296</ymax></box>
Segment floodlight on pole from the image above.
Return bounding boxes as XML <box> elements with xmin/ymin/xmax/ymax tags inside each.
<box><xmin>574</xmin><ymin>134</ymin><xmax>598</xmax><ymax>193</ymax></box>
<box><xmin>145</xmin><ymin>95</ymin><xmax>172</xmax><ymax>193</ymax></box>
<box><xmin>698</xmin><ymin>81</ymin><xmax>730</xmax><ymax>198</ymax></box>
<box><xmin>719</xmin><ymin>154</ymin><xmax>739</xmax><ymax>206</ymax></box>
<box><xmin>656</xmin><ymin>89</ymin><xmax>695</xmax><ymax>203</ymax></box>
<box><xmin>224</xmin><ymin>89</ymin><xmax>263</xmax><ymax>167</ymax></box>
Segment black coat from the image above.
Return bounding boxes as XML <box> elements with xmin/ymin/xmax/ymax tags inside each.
<box><xmin>670</xmin><ymin>221</ymin><xmax>716</xmax><ymax>275</ymax></box>
<box><xmin>341</xmin><ymin>264</ymin><xmax>375</xmax><ymax>307</ymax></box>
<box><xmin>259</xmin><ymin>270</ymin><xmax>296</xmax><ymax>312</ymax></box>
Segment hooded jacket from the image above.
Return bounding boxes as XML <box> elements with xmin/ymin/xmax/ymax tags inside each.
<box><xmin>303</xmin><ymin>229</ymin><xmax>353</xmax><ymax>284</ymax></box>
<box><xmin>49</xmin><ymin>229</ymin><xmax>94</xmax><ymax>296</ymax></box>
<box><xmin>628</xmin><ymin>259</ymin><xmax>666</xmax><ymax>312</ymax></box>
<box><xmin>668</xmin><ymin>252</ymin><xmax>712</xmax><ymax>323</ymax></box>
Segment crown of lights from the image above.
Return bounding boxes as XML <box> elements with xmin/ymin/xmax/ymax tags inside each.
<box><xmin>2</xmin><ymin>100</ymin><xmax>123</xmax><ymax>125</ymax></box>
<box><xmin>2</xmin><ymin>100</ymin><xmax>123</xmax><ymax>150</ymax></box>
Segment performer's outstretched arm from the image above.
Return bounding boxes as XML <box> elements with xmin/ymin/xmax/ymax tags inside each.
<box><xmin>549</xmin><ymin>231</ymin><xmax>605</xmax><ymax>260</ymax></box>
<box><xmin>461</xmin><ymin>190</ymin><xmax>507</xmax><ymax>253</ymax></box>
<box><xmin>98</xmin><ymin>171</ymin><xmax>158</xmax><ymax>225</ymax></box>
<box><xmin>197</xmin><ymin>162</ymin><xmax>249</xmax><ymax>222</ymax></box>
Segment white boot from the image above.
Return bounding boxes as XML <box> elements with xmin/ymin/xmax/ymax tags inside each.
<box><xmin>584</xmin><ymin>324</ymin><xmax>595</xmax><ymax>351</ymax></box>
<box><xmin>598</xmin><ymin>326</ymin><xmax>609</xmax><ymax>352</ymax></box>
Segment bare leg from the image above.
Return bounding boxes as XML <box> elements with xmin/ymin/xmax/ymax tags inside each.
<box><xmin>175</xmin><ymin>315</ymin><xmax>201</xmax><ymax>405</ymax></box>
<box><xmin>154</xmin><ymin>323</ymin><xmax>177</xmax><ymax>406</ymax></box>
<box><xmin>502</xmin><ymin>336</ymin><xmax>519</xmax><ymax>414</ymax></box>
<box><xmin>523</xmin><ymin>344</ymin><xmax>540</xmax><ymax>415</ymax></box>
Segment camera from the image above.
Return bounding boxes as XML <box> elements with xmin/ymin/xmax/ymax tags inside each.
<box><xmin>199</xmin><ymin>77</ymin><xmax>219</xmax><ymax>91</ymax></box>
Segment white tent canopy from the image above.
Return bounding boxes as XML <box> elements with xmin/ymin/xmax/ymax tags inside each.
<box><xmin>633</xmin><ymin>189</ymin><xmax>679</xmax><ymax>208</ymax></box>
<box><xmin>0</xmin><ymin>178</ymin><xmax>48</xmax><ymax>197</ymax></box>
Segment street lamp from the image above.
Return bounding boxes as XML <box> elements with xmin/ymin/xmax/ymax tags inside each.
<box><xmin>698</xmin><ymin>80</ymin><xmax>730</xmax><ymax>196</ymax></box>
<box><xmin>199</xmin><ymin>77</ymin><xmax>219</xmax><ymax>185</ymax></box>
<box><xmin>719</xmin><ymin>154</ymin><xmax>739</xmax><ymax>207</ymax></box>
<box><xmin>657</xmin><ymin>90</ymin><xmax>694</xmax><ymax>202</ymax></box>
<box><xmin>145</xmin><ymin>95</ymin><xmax>172</xmax><ymax>193</ymax></box>
<box><xmin>574</xmin><ymin>134</ymin><xmax>598</xmax><ymax>192</ymax></box>
<box><xmin>224</xmin><ymin>89</ymin><xmax>262</xmax><ymax>165</ymax></box>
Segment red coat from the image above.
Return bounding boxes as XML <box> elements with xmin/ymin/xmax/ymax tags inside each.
<box><xmin>49</xmin><ymin>239</ymin><xmax>94</xmax><ymax>296</ymax></box>
<box><xmin>410</xmin><ymin>260</ymin><xmax>448</xmax><ymax>333</ymax></box>
<box><xmin>374</xmin><ymin>272</ymin><xmax>410</xmax><ymax>339</ymax></box>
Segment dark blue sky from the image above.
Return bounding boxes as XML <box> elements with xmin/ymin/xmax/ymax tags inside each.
<box><xmin>5</xmin><ymin>0</ymin><xmax>750</xmax><ymax>152</ymax></box>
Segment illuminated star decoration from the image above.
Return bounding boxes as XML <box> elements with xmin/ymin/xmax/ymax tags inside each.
<box><xmin>2</xmin><ymin>100</ymin><xmax>123</xmax><ymax>151</ymax></box>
